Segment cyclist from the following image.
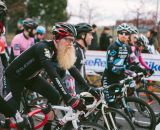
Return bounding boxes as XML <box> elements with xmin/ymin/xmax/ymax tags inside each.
<box><xmin>4</xmin><ymin>23</ymin><xmax>99</xmax><ymax>130</ymax></box>
<box><xmin>0</xmin><ymin>1</ymin><xmax>32</xmax><ymax>129</ymax></box>
<box><xmin>74</xmin><ymin>23</ymin><xmax>93</xmax><ymax>93</ymax></box>
<box><xmin>129</xmin><ymin>31</ymin><xmax>154</xmax><ymax>75</ymax></box>
<box><xmin>10</xmin><ymin>18</ymin><xmax>38</xmax><ymax>61</ymax></box>
<box><xmin>102</xmin><ymin>23</ymin><xmax>147</xmax><ymax>105</ymax></box>
<box><xmin>34</xmin><ymin>25</ymin><xmax>46</xmax><ymax>43</ymax></box>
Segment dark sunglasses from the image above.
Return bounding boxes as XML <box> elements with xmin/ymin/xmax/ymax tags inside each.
<box><xmin>118</xmin><ymin>31</ymin><xmax>130</xmax><ymax>35</ymax></box>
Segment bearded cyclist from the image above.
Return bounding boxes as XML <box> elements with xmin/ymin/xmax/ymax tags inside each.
<box><xmin>10</xmin><ymin>18</ymin><xmax>38</xmax><ymax>61</ymax></box>
<box><xmin>4</xmin><ymin>23</ymin><xmax>99</xmax><ymax>130</ymax></box>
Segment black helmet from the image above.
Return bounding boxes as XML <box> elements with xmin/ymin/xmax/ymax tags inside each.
<box><xmin>0</xmin><ymin>1</ymin><xmax>7</xmax><ymax>24</ymax></box>
<box><xmin>23</xmin><ymin>18</ymin><xmax>38</xmax><ymax>30</ymax></box>
<box><xmin>52</xmin><ymin>23</ymin><xmax>77</xmax><ymax>39</ymax></box>
<box><xmin>0</xmin><ymin>1</ymin><xmax>7</xmax><ymax>16</ymax></box>
<box><xmin>75</xmin><ymin>23</ymin><xmax>92</xmax><ymax>34</ymax></box>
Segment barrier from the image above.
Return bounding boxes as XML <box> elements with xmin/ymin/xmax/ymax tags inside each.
<box><xmin>86</xmin><ymin>50</ymin><xmax>160</xmax><ymax>81</ymax></box>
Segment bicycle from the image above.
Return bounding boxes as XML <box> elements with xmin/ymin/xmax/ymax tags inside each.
<box><xmin>81</xmin><ymin>90</ymin><xmax>135</xmax><ymax>130</ymax></box>
<box><xmin>105</xmin><ymin>76</ymin><xmax>156</xmax><ymax>130</ymax></box>
<box><xmin>127</xmin><ymin>72</ymin><xmax>160</xmax><ymax>119</ymax></box>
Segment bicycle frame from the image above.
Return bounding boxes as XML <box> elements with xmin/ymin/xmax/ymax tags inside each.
<box><xmin>7</xmin><ymin>108</ymin><xmax>49</xmax><ymax>129</ymax></box>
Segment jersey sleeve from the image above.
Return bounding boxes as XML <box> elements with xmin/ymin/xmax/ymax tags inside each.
<box><xmin>68</xmin><ymin>65</ymin><xmax>89</xmax><ymax>91</ymax></box>
<box><xmin>11</xmin><ymin>36</ymin><xmax>21</xmax><ymax>57</ymax></box>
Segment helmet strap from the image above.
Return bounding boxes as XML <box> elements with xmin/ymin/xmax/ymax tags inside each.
<box><xmin>81</xmin><ymin>33</ymin><xmax>87</xmax><ymax>47</ymax></box>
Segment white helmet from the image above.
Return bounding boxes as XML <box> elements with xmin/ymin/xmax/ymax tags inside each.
<box><xmin>137</xmin><ymin>34</ymin><xmax>149</xmax><ymax>48</ymax></box>
<box><xmin>117</xmin><ymin>23</ymin><xmax>131</xmax><ymax>33</ymax></box>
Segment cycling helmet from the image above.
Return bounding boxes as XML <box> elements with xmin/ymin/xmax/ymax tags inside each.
<box><xmin>137</xmin><ymin>34</ymin><xmax>149</xmax><ymax>48</ymax></box>
<box><xmin>117</xmin><ymin>23</ymin><xmax>131</xmax><ymax>33</ymax></box>
<box><xmin>23</xmin><ymin>19</ymin><xmax>38</xmax><ymax>30</ymax></box>
<box><xmin>0</xmin><ymin>1</ymin><xmax>7</xmax><ymax>16</ymax></box>
<box><xmin>75</xmin><ymin>23</ymin><xmax>92</xmax><ymax>34</ymax></box>
<box><xmin>129</xmin><ymin>26</ymin><xmax>138</xmax><ymax>34</ymax></box>
<box><xmin>36</xmin><ymin>26</ymin><xmax>46</xmax><ymax>34</ymax></box>
<box><xmin>52</xmin><ymin>23</ymin><xmax>77</xmax><ymax>40</ymax></box>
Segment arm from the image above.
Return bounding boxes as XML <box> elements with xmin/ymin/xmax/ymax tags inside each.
<box><xmin>68</xmin><ymin>65</ymin><xmax>89</xmax><ymax>91</ymax></box>
<box><xmin>139</xmin><ymin>52</ymin><xmax>150</xmax><ymax>70</ymax></box>
<box><xmin>11</xmin><ymin>37</ymin><xmax>21</xmax><ymax>57</ymax></box>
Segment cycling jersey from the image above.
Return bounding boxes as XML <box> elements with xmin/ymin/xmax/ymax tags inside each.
<box><xmin>102</xmin><ymin>39</ymin><xmax>139</xmax><ymax>85</ymax></box>
<box><xmin>11</xmin><ymin>33</ymin><xmax>34</xmax><ymax>57</ymax></box>
<box><xmin>130</xmin><ymin>46</ymin><xmax>150</xmax><ymax>70</ymax></box>
<box><xmin>5</xmin><ymin>40</ymin><xmax>89</xmax><ymax>103</ymax></box>
<box><xmin>74</xmin><ymin>42</ymin><xmax>86</xmax><ymax>78</ymax></box>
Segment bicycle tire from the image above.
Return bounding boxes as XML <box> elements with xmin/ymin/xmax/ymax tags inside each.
<box><xmin>125</xmin><ymin>96</ymin><xmax>156</xmax><ymax>130</ymax></box>
<box><xmin>136</xmin><ymin>89</ymin><xmax>160</xmax><ymax>117</ymax></box>
<box><xmin>60</xmin><ymin>121</ymin><xmax>107</xmax><ymax>130</ymax></box>
<box><xmin>94</xmin><ymin>106</ymin><xmax>135</xmax><ymax>130</ymax></box>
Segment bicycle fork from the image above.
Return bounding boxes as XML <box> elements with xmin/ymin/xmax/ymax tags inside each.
<box><xmin>101</xmin><ymin>104</ymin><xmax>118</xmax><ymax>130</ymax></box>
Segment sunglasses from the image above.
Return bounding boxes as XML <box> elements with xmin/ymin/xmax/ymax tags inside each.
<box><xmin>118</xmin><ymin>31</ymin><xmax>130</xmax><ymax>35</ymax></box>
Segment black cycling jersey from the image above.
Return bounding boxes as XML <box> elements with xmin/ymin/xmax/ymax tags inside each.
<box><xmin>5</xmin><ymin>40</ymin><xmax>89</xmax><ymax>102</ymax></box>
<box><xmin>74</xmin><ymin>42</ymin><xmax>86</xmax><ymax>78</ymax></box>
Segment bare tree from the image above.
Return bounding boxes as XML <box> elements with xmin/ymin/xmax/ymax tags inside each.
<box><xmin>69</xmin><ymin>0</ymin><xmax>102</xmax><ymax>24</ymax></box>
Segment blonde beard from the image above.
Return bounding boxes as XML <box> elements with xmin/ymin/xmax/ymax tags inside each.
<box><xmin>57</xmin><ymin>43</ymin><xmax>77</xmax><ymax>70</ymax></box>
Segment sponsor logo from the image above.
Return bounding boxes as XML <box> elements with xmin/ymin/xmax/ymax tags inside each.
<box><xmin>85</xmin><ymin>58</ymin><xmax>106</xmax><ymax>67</ymax></box>
<box><xmin>145</xmin><ymin>61</ymin><xmax>160</xmax><ymax>71</ymax></box>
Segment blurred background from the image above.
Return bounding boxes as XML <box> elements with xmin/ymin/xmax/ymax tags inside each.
<box><xmin>4</xmin><ymin>0</ymin><xmax>160</xmax><ymax>45</ymax></box>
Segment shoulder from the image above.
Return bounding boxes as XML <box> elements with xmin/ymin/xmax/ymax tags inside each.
<box><xmin>12</xmin><ymin>33</ymin><xmax>23</xmax><ymax>42</ymax></box>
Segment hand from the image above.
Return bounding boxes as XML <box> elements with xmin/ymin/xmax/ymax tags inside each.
<box><xmin>89</xmin><ymin>87</ymin><xmax>100</xmax><ymax>100</ymax></box>
<box><xmin>143</xmin><ymin>69</ymin><xmax>154</xmax><ymax>77</ymax></box>
<box><xmin>67</xmin><ymin>97</ymin><xmax>86</xmax><ymax>111</ymax></box>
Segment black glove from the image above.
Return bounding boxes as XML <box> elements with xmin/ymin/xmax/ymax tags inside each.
<box><xmin>148</xmin><ymin>69</ymin><xmax>154</xmax><ymax>76</ymax></box>
<box><xmin>16</xmin><ymin>115</ymin><xmax>32</xmax><ymax>130</ymax></box>
<box><xmin>67</xmin><ymin>97</ymin><xmax>86</xmax><ymax>111</ymax></box>
<box><xmin>89</xmin><ymin>87</ymin><xmax>100</xmax><ymax>100</ymax></box>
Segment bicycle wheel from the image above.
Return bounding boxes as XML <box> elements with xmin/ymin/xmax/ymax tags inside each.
<box><xmin>124</xmin><ymin>96</ymin><xmax>156</xmax><ymax>129</ymax></box>
<box><xmin>94</xmin><ymin>106</ymin><xmax>135</xmax><ymax>130</ymax></box>
<box><xmin>136</xmin><ymin>89</ymin><xmax>160</xmax><ymax>117</ymax></box>
<box><xmin>60</xmin><ymin>121</ymin><xmax>107</xmax><ymax>130</ymax></box>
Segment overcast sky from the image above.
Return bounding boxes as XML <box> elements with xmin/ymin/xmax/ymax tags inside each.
<box><xmin>67</xmin><ymin>0</ymin><xmax>160</xmax><ymax>26</ymax></box>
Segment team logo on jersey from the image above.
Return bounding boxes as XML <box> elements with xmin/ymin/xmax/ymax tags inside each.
<box><xmin>109</xmin><ymin>50</ymin><xmax>116</xmax><ymax>56</ymax></box>
<box><xmin>44</xmin><ymin>48</ymin><xmax>51</xmax><ymax>58</ymax></box>
<box><xmin>14</xmin><ymin>44</ymin><xmax>20</xmax><ymax>50</ymax></box>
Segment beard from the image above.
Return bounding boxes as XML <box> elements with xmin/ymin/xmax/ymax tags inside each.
<box><xmin>57</xmin><ymin>43</ymin><xmax>77</xmax><ymax>70</ymax></box>
<box><xmin>119</xmin><ymin>37</ymin><xmax>128</xmax><ymax>43</ymax></box>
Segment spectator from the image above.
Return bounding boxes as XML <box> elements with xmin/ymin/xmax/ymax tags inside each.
<box><xmin>88</xmin><ymin>24</ymin><xmax>99</xmax><ymax>50</ymax></box>
<box><xmin>99</xmin><ymin>26</ymin><xmax>113</xmax><ymax>51</ymax></box>
<box><xmin>146</xmin><ymin>29</ymin><xmax>159</xmax><ymax>53</ymax></box>
<box><xmin>15</xmin><ymin>19</ymin><xmax>24</xmax><ymax>35</ymax></box>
